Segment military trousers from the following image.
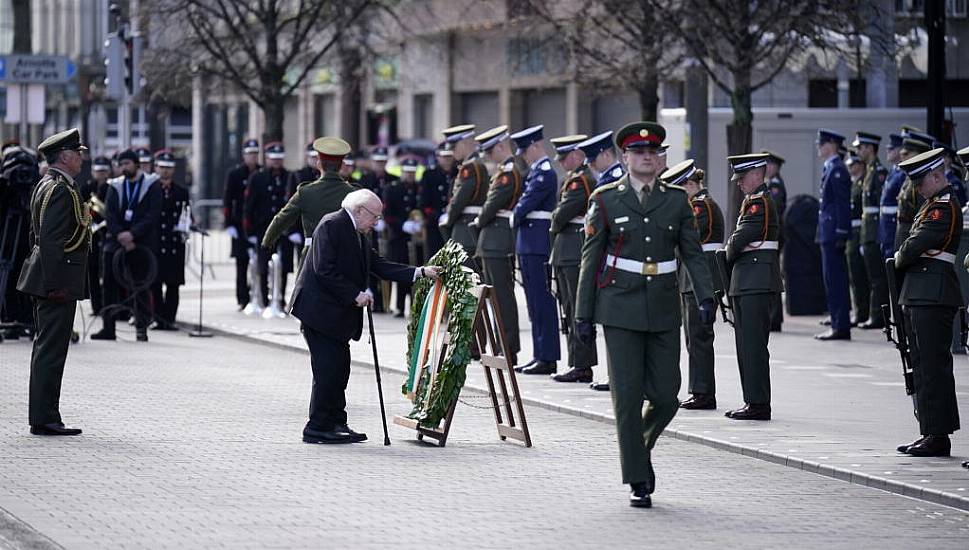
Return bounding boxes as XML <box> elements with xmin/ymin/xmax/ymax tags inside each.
<box><xmin>733</xmin><ymin>293</ymin><xmax>772</xmax><ymax>405</ymax></box>
<box><xmin>821</xmin><ymin>242</ymin><xmax>851</xmax><ymax>332</ymax></box>
<box><xmin>480</xmin><ymin>255</ymin><xmax>521</xmax><ymax>358</ymax></box>
<box><xmin>518</xmin><ymin>254</ymin><xmax>560</xmax><ymax>362</ymax></box>
<box><xmin>861</xmin><ymin>240</ymin><xmax>889</xmax><ymax>324</ymax></box>
<box><xmin>555</xmin><ymin>264</ymin><xmax>597</xmax><ymax>369</ymax></box>
<box><xmin>681</xmin><ymin>291</ymin><xmax>715</xmax><ymax>395</ymax></box>
<box><xmin>845</xmin><ymin>228</ymin><xmax>870</xmax><ymax>324</ymax></box>
<box><xmin>29</xmin><ymin>298</ymin><xmax>77</xmax><ymax>426</ymax></box>
<box><xmin>906</xmin><ymin>305</ymin><xmax>961</xmax><ymax>436</ymax></box>
<box><xmin>603</xmin><ymin>326</ymin><xmax>681</xmax><ymax>486</ymax></box>
<box><xmin>449</xmin><ymin>216</ymin><xmax>478</xmax><ymax>265</ymax></box>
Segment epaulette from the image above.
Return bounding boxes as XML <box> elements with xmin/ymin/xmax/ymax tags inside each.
<box><xmin>936</xmin><ymin>194</ymin><xmax>951</xmax><ymax>202</ymax></box>
<box><xmin>539</xmin><ymin>160</ymin><xmax>552</xmax><ymax>171</ymax></box>
<box><xmin>661</xmin><ymin>182</ymin><xmax>686</xmax><ymax>193</ymax></box>
<box><xmin>749</xmin><ymin>192</ymin><xmax>764</xmax><ymax>199</ymax></box>
<box><xmin>590</xmin><ymin>180</ymin><xmax>621</xmax><ymax>198</ymax></box>
<box><xmin>609</xmin><ymin>166</ymin><xmax>623</xmax><ymax>179</ymax></box>
<box><xmin>502</xmin><ymin>161</ymin><xmax>515</xmax><ymax>173</ymax></box>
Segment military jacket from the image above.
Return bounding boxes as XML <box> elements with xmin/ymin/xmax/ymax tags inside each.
<box><xmin>16</xmin><ymin>167</ymin><xmax>91</xmax><ymax>300</ymax></box>
<box><xmin>222</xmin><ymin>163</ymin><xmax>257</xmax><ymax>231</ymax></box>
<box><xmin>946</xmin><ymin>169</ymin><xmax>968</xmax><ymax>205</ymax></box>
<box><xmin>595</xmin><ymin>161</ymin><xmax>625</xmax><ymax>188</ymax></box>
<box><xmin>575</xmin><ymin>175</ymin><xmax>714</xmax><ymax>332</ymax></box>
<box><xmin>419</xmin><ymin>165</ymin><xmax>453</xmax><ymax>220</ymax></box>
<box><xmin>444</xmin><ymin>157</ymin><xmax>489</xmax><ymax>227</ymax></box>
<box><xmin>816</xmin><ymin>154</ymin><xmax>851</xmax><ymax>244</ymax></box>
<box><xmin>244</xmin><ymin>167</ymin><xmax>290</xmax><ymax>239</ymax></box>
<box><xmin>157</xmin><ymin>181</ymin><xmax>191</xmax><ymax>285</ymax></box>
<box><xmin>550</xmin><ymin>163</ymin><xmax>595</xmax><ymax>267</ymax></box>
<box><xmin>476</xmin><ymin>156</ymin><xmax>525</xmax><ymax>259</ymax></box>
<box><xmin>514</xmin><ymin>156</ymin><xmax>556</xmax><ymax>256</ymax></box>
<box><xmin>725</xmin><ymin>183</ymin><xmax>782</xmax><ymax>297</ymax></box>
<box><xmin>896</xmin><ymin>186</ymin><xmax>963</xmax><ymax>307</ymax></box>
<box><xmin>679</xmin><ymin>189</ymin><xmax>725</xmax><ymax>294</ymax></box>
<box><xmin>860</xmin><ymin>159</ymin><xmax>888</xmax><ymax>244</ymax></box>
<box><xmin>382</xmin><ymin>178</ymin><xmax>419</xmax><ymax>243</ymax></box>
<box><xmin>261</xmin><ymin>170</ymin><xmax>355</xmax><ymax>248</ymax></box>
<box><xmin>80</xmin><ymin>178</ymin><xmax>108</xmax><ymax>245</ymax></box>
<box><xmin>896</xmin><ymin>176</ymin><xmax>924</xmax><ymax>225</ymax></box>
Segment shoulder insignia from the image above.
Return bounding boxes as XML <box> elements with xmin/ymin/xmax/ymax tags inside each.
<box><xmin>610</xmin><ymin>167</ymin><xmax>623</xmax><ymax>178</ymax></box>
<box><xmin>747</xmin><ymin>203</ymin><xmax>761</xmax><ymax>215</ymax></box>
<box><xmin>568</xmin><ymin>180</ymin><xmax>580</xmax><ymax>191</ymax></box>
<box><xmin>930</xmin><ymin>208</ymin><xmax>943</xmax><ymax>221</ymax></box>
<box><xmin>693</xmin><ymin>205</ymin><xmax>703</xmax><ymax>216</ymax></box>
<box><xmin>460</xmin><ymin>167</ymin><xmax>471</xmax><ymax>179</ymax></box>
<box><xmin>498</xmin><ymin>174</ymin><xmax>510</xmax><ymax>186</ymax></box>
<box><xmin>591</xmin><ymin>181</ymin><xmax>620</xmax><ymax>197</ymax></box>
<box><xmin>540</xmin><ymin>160</ymin><xmax>551</xmax><ymax>171</ymax></box>
<box><xmin>750</xmin><ymin>192</ymin><xmax>763</xmax><ymax>199</ymax></box>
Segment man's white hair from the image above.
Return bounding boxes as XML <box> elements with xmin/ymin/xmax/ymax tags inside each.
<box><xmin>341</xmin><ymin>188</ymin><xmax>381</xmax><ymax>211</ymax></box>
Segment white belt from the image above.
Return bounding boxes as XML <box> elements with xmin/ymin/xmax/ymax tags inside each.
<box><xmin>921</xmin><ymin>250</ymin><xmax>956</xmax><ymax>263</ymax></box>
<box><xmin>525</xmin><ymin>210</ymin><xmax>552</xmax><ymax>220</ymax></box>
<box><xmin>496</xmin><ymin>210</ymin><xmax>513</xmax><ymax>219</ymax></box>
<box><xmin>742</xmin><ymin>240</ymin><xmax>779</xmax><ymax>252</ymax></box>
<box><xmin>863</xmin><ymin>206</ymin><xmax>880</xmax><ymax>214</ymax></box>
<box><xmin>462</xmin><ymin>206</ymin><xmax>482</xmax><ymax>215</ymax></box>
<box><xmin>851</xmin><ymin>219</ymin><xmax>862</xmax><ymax>228</ymax></box>
<box><xmin>303</xmin><ymin>237</ymin><xmax>312</xmax><ymax>248</ymax></box>
<box><xmin>881</xmin><ymin>206</ymin><xmax>898</xmax><ymax>215</ymax></box>
<box><xmin>605</xmin><ymin>254</ymin><xmax>677</xmax><ymax>275</ymax></box>
<box><xmin>569</xmin><ymin>215</ymin><xmax>584</xmax><ymax>225</ymax></box>
<box><xmin>702</xmin><ymin>242</ymin><xmax>723</xmax><ymax>252</ymax></box>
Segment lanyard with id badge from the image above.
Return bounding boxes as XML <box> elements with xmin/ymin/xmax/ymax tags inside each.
<box><xmin>123</xmin><ymin>176</ymin><xmax>143</xmax><ymax>222</ymax></box>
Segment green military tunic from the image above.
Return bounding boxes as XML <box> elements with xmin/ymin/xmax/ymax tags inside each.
<box><xmin>549</xmin><ymin>163</ymin><xmax>597</xmax><ymax>369</ymax></box>
<box><xmin>896</xmin><ymin>186</ymin><xmax>962</xmax><ymax>436</ymax></box>
<box><xmin>16</xmin><ymin>167</ymin><xmax>91</xmax><ymax>426</ymax></box>
<box><xmin>895</xmin><ymin>177</ymin><xmax>925</xmax><ymax>251</ymax></box>
<box><xmin>475</xmin><ymin>155</ymin><xmax>526</xmax><ymax>358</ymax></box>
<box><xmin>442</xmin><ymin>155</ymin><xmax>489</xmax><ymax>261</ymax></box>
<box><xmin>861</xmin><ymin>158</ymin><xmax>889</xmax><ymax>324</ymax></box>
<box><xmin>678</xmin><ymin>189</ymin><xmax>724</xmax><ymax>396</ymax></box>
<box><xmin>724</xmin><ymin>183</ymin><xmax>782</xmax><ymax>406</ymax></box>
<box><xmin>846</xmin><ymin>172</ymin><xmax>870</xmax><ymax>323</ymax></box>
<box><xmin>576</xmin><ymin>174</ymin><xmax>714</xmax><ymax>486</ymax></box>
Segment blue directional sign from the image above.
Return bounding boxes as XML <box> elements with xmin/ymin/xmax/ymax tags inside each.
<box><xmin>0</xmin><ymin>54</ymin><xmax>74</xmax><ymax>84</ymax></box>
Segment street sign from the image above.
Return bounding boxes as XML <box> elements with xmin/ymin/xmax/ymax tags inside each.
<box><xmin>0</xmin><ymin>54</ymin><xmax>75</xmax><ymax>84</ymax></box>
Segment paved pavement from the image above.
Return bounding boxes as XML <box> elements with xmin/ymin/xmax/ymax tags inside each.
<box><xmin>2</xmin><ymin>321</ymin><xmax>969</xmax><ymax>549</ymax></box>
<box><xmin>170</xmin><ymin>244</ymin><xmax>969</xmax><ymax>511</ymax></box>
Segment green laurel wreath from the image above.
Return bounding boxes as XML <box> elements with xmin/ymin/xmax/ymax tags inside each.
<box><xmin>402</xmin><ymin>240</ymin><xmax>478</xmax><ymax>428</ymax></box>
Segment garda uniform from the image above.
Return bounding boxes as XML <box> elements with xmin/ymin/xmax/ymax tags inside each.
<box><xmin>511</xmin><ymin>125</ymin><xmax>561</xmax><ymax>372</ymax></box>
<box><xmin>441</xmin><ymin>125</ymin><xmax>489</xmax><ymax>264</ymax></box>
<box><xmin>894</xmin><ymin>133</ymin><xmax>934</xmax><ymax>250</ymax></box>
<box><xmin>895</xmin><ymin>148</ymin><xmax>962</xmax><ymax>457</ymax></box>
<box><xmin>575</xmin><ymin>122</ymin><xmax>715</xmax><ymax>506</ymax></box>
<box><xmin>664</xmin><ymin>161</ymin><xmax>724</xmax><ymax>409</ymax></box>
<box><xmin>244</xmin><ymin>142</ymin><xmax>292</xmax><ymax>308</ymax></box>
<box><xmin>762</xmin><ymin>150</ymin><xmax>787</xmax><ymax>331</ymax></box>
<box><xmin>152</xmin><ymin>150</ymin><xmax>190</xmax><ymax>329</ymax></box>
<box><xmin>845</xmin><ymin>150</ymin><xmax>871</xmax><ymax>326</ymax></box>
<box><xmin>223</xmin><ymin>138</ymin><xmax>260</xmax><ymax>307</ymax></box>
<box><xmin>815</xmin><ymin>129</ymin><xmax>853</xmax><ymax>338</ymax></box>
<box><xmin>472</xmin><ymin>126</ymin><xmax>523</xmax><ymax>362</ymax></box>
<box><xmin>878</xmin><ymin>133</ymin><xmax>905</xmax><ymax>258</ymax></box>
<box><xmin>855</xmin><ymin>132</ymin><xmax>890</xmax><ymax>328</ymax></box>
<box><xmin>549</xmin><ymin>134</ymin><xmax>598</xmax><ymax>382</ymax></box>
<box><xmin>16</xmin><ymin>128</ymin><xmax>90</xmax><ymax>434</ymax></box>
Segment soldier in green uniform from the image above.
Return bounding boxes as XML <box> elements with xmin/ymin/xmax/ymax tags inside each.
<box><xmin>470</xmin><ymin>126</ymin><xmax>523</xmax><ymax>365</ymax></box>
<box><xmin>665</xmin><ymin>161</ymin><xmax>725</xmax><ymax>410</ymax></box>
<box><xmin>894</xmin><ymin>134</ymin><xmax>934</xmax><ymax>251</ymax></box>
<box><xmin>723</xmin><ymin>153</ymin><xmax>782</xmax><ymax>421</ymax></box>
<box><xmin>762</xmin><ymin>150</ymin><xmax>787</xmax><ymax>332</ymax></box>
<box><xmin>845</xmin><ymin>150</ymin><xmax>871</xmax><ymax>326</ymax></box>
<box><xmin>575</xmin><ymin>122</ymin><xmax>716</xmax><ymax>508</ymax></box>
<box><xmin>16</xmin><ymin>128</ymin><xmax>90</xmax><ymax>436</ymax></box>
<box><xmin>548</xmin><ymin>134</ymin><xmax>599</xmax><ymax>384</ymax></box>
<box><xmin>894</xmin><ymin>148</ymin><xmax>962</xmax><ymax>457</ymax></box>
<box><xmin>261</xmin><ymin>137</ymin><xmax>356</xmax><ymax>274</ymax></box>
<box><xmin>440</xmin><ymin>124</ymin><xmax>489</xmax><ymax>266</ymax></box>
<box><xmin>854</xmin><ymin>131</ymin><xmax>889</xmax><ymax>329</ymax></box>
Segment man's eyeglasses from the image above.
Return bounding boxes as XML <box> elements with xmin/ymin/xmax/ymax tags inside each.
<box><xmin>361</xmin><ymin>205</ymin><xmax>383</xmax><ymax>220</ymax></box>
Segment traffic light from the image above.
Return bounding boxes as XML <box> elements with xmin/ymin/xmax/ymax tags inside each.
<box><xmin>128</xmin><ymin>34</ymin><xmax>142</xmax><ymax>97</ymax></box>
<box><xmin>104</xmin><ymin>34</ymin><xmax>125</xmax><ymax>100</ymax></box>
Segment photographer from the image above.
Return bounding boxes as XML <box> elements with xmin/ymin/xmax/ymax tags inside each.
<box><xmin>0</xmin><ymin>141</ymin><xmax>41</xmax><ymax>339</ymax></box>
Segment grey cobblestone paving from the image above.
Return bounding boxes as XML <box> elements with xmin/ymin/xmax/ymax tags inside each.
<box><xmin>2</xmin><ymin>318</ymin><xmax>969</xmax><ymax>548</ymax></box>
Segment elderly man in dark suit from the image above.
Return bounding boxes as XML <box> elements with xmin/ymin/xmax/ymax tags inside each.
<box><xmin>290</xmin><ymin>189</ymin><xmax>440</xmax><ymax>444</ymax></box>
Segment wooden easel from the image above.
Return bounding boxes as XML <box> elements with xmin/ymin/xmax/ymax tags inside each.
<box><xmin>393</xmin><ymin>284</ymin><xmax>532</xmax><ymax>447</ymax></box>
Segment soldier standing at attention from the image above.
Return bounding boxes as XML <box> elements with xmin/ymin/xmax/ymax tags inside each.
<box><xmin>16</xmin><ymin>128</ymin><xmax>90</xmax><ymax>436</ymax></box>
<box><xmin>510</xmin><ymin>126</ymin><xmax>560</xmax><ymax>375</ymax></box>
<box><xmin>878</xmin><ymin>133</ymin><xmax>905</xmax><ymax>259</ymax></box>
<box><xmin>763</xmin><ymin>150</ymin><xmax>787</xmax><ymax>331</ymax></box>
<box><xmin>440</xmin><ymin>124</ymin><xmax>489</xmax><ymax>265</ymax></box>
<box><xmin>814</xmin><ymin>130</ymin><xmax>853</xmax><ymax>341</ymax></box>
<box><xmin>548</xmin><ymin>134</ymin><xmax>599</xmax><ymax>384</ymax></box>
<box><xmin>383</xmin><ymin>158</ymin><xmax>420</xmax><ymax>317</ymax></box>
<box><xmin>420</xmin><ymin>143</ymin><xmax>455</xmax><ymax>258</ymax></box>
<box><xmin>579</xmin><ymin>131</ymin><xmax>625</xmax><ymax>189</ymax></box>
<box><xmin>223</xmin><ymin>139</ymin><xmax>260</xmax><ymax>310</ymax></box>
<box><xmin>939</xmin><ymin>142</ymin><xmax>968</xmax><ymax>205</ymax></box>
<box><xmin>723</xmin><ymin>153</ymin><xmax>781</xmax><ymax>420</ymax></box>
<box><xmin>845</xmin><ymin>150</ymin><xmax>871</xmax><ymax>327</ymax></box>
<box><xmin>855</xmin><ymin>132</ymin><xmax>889</xmax><ymax>329</ymax></box>
<box><xmin>575</xmin><ymin>121</ymin><xmax>715</xmax><ymax>507</ymax></box>
<box><xmin>895</xmin><ymin>148</ymin><xmax>962</xmax><ymax>458</ymax></box>
<box><xmin>81</xmin><ymin>156</ymin><xmax>111</xmax><ymax>316</ymax></box>
<box><xmin>894</xmin><ymin>132</ymin><xmax>934</xmax><ymax>251</ymax></box>
<box><xmin>244</xmin><ymin>142</ymin><xmax>292</xmax><ymax>309</ymax></box>
<box><xmin>151</xmin><ymin>150</ymin><xmax>190</xmax><ymax>331</ymax></box>
<box><xmin>667</xmin><ymin>161</ymin><xmax>724</xmax><ymax>411</ymax></box>
<box><xmin>471</xmin><ymin>126</ymin><xmax>523</xmax><ymax>365</ymax></box>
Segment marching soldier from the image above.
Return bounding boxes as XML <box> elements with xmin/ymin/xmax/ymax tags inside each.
<box><xmin>666</xmin><ymin>161</ymin><xmax>724</xmax><ymax>410</ymax></box>
<box><xmin>441</xmin><ymin>124</ymin><xmax>489</xmax><ymax>266</ymax></box>
<box><xmin>383</xmin><ymin>158</ymin><xmax>420</xmax><ymax>317</ymax></box>
<box><xmin>510</xmin><ymin>125</ymin><xmax>560</xmax><ymax>374</ymax></box>
<box><xmin>763</xmin><ymin>150</ymin><xmax>787</xmax><ymax>331</ymax></box>
<box><xmin>420</xmin><ymin>143</ymin><xmax>455</xmax><ymax>258</ymax></box>
<box><xmin>244</xmin><ymin>142</ymin><xmax>292</xmax><ymax>309</ymax></box>
<box><xmin>878</xmin><ymin>133</ymin><xmax>905</xmax><ymax>259</ymax></box>
<box><xmin>814</xmin><ymin>130</ymin><xmax>852</xmax><ymax>341</ymax></box>
<box><xmin>223</xmin><ymin>138</ymin><xmax>261</xmax><ymax>310</ymax></box>
<box><xmin>81</xmin><ymin>156</ymin><xmax>111</xmax><ymax>316</ymax></box>
<box><xmin>471</xmin><ymin>126</ymin><xmax>523</xmax><ymax>364</ymax></box>
<box><xmin>855</xmin><ymin>132</ymin><xmax>889</xmax><ymax>329</ymax></box>
<box><xmin>723</xmin><ymin>152</ymin><xmax>781</xmax><ymax>419</ymax></box>
<box><xmin>578</xmin><ymin>131</ymin><xmax>625</xmax><ymax>188</ymax></box>
<box><xmin>895</xmin><ymin>148</ymin><xmax>962</xmax><ymax>457</ymax></box>
<box><xmin>845</xmin><ymin>150</ymin><xmax>870</xmax><ymax>327</ymax></box>
<box><xmin>261</xmin><ymin>137</ymin><xmax>355</xmax><ymax>276</ymax></box>
<box><xmin>549</xmin><ymin>134</ymin><xmax>599</xmax><ymax>384</ymax></box>
<box><xmin>151</xmin><ymin>150</ymin><xmax>190</xmax><ymax>331</ymax></box>
<box><xmin>894</xmin><ymin>132</ymin><xmax>934</xmax><ymax>250</ymax></box>
<box><xmin>575</xmin><ymin>121</ymin><xmax>716</xmax><ymax>507</ymax></box>
<box><xmin>17</xmin><ymin>128</ymin><xmax>90</xmax><ymax>436</ymax></box>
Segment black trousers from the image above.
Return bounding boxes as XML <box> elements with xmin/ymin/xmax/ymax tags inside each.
<box><xmin>302</xmin><ymin>325</ymin><xmax>351</xmax><ymax>430</ymax></box>
<box><xmin>151</xmin><ymin>282</ymin><xmax>180</xmax><ymax>325</ymax></box>
<box><xmin>733</xmin><ymin>293</ymin><xmax>772</xmax><ymax>405</ymax></box>
<box><xmin>906</xmin><ymin>305</ymin><xmax>961</xmax><ymax>436</ymax></box>
<box><xmin>101</xmin><ymin>249</ymin><xmax>152</xmax><ymax>331</ymax></box>
<box><xmin>87</xmin><ymin>244</ymin><xmax>103</xmax><ymax>314</ymax></box>
<box><xmin>682</xmin><ymin>291</ymin><xmax>715</xmax><ymax>395</ymax></box>
<box><xmin>234</xmin><ymin>253</ymin><xmax>249</xmax><ymax>307</ymax></box>
<box><xmin>29</xmin><ymin>298</ymin><xmax>76</xmax><ymax>426</ymax></box>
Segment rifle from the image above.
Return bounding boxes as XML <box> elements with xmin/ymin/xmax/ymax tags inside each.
<box><xmin>546</xmin><ymin>263</ymin><xmax>569</xmax><ymax>336</ymax></box>
<box><xmin>713</xmin><ymin>250</ymin><xmax>735</xmax><ymax>326</ymax></box>
<box><xmin>881</xmin><ymin>257</ymin><xmax>917</xmax><ymax>416</ymax></box>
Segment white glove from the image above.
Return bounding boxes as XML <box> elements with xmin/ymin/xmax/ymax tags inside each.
<box><xmin>247</xmin><ymin>236</ymin><xmax>257</xmax><ymax>245</ymax></box>
<box><xmin>438</xmin><ymin>213</ymin><xmax>448</xmax><ymax>227</ymax></box>
<box><xmin>288</xmin><ymin>233</ymin><xmax>303</xmax><ymax>245</ymax></box>
<box><xmin>374</xmin><ymin>219</ymin><xmax>386</xmax><ymax>232</ymax></box>
<box><xmin>227</xmin><ymin>226</ymin><xmax>239</xmax><ymax>240</ymax></box>
<box><xmin>509</xmin><ymin>213</ymin><xmax>516</xmax><ymax>228</ymax></box>
<box><xmin>402</xmin><ymin>220</ymin><xmax>418</xmax><ymax>235</ymax></box>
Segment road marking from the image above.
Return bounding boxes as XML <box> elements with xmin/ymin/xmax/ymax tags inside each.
<box><xmin>821</xmin><ymin>373</ymin><xmax>874</xmax><ymax>378</ymax></box>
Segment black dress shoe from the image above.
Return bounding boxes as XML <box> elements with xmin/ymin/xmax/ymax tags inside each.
<box><xmin>551</xmin><ymin>367</ymin><xmax>593</xmax><ymax>383</ymax></box>
<box><xmin>302</xmin><ymin>427</ymin><xmax>354</xmax><ymax>444</ymax></box>
<box><xmin>629</xmin><ymin>482</ymin><xmax>652</xmax><ymax>508</ymax></box>
<box><xmin>858</xmin><ymin>319</ymin><xmax>884</xmax><ymax>330</ymax></box>
<box><xmin>819</xmin><ymin>318</ymin><xmax>831</xmax><ymax>326</ymax></box>
<box><xmin>336</xmin><ymin>424</ymin><xmax>368</xmax><ymax>443</ymax></box>
<box><xmin>90</xmin><ymin>329</ymin><xmax>116</xmax><ymax>340</ymax></box>
<box><xmin>393</xmin><ymin>312</ymin><xmax>405</xmax><ymax>319</ymax></box>
<box><xmin>590</xmin><ymin>381</ymin><xmax>610</xmax><ymax>391</ymax></box>
<box><xmin>514</xmin><ymin>358</ymin><xmax>538</xmax><ymax>373</ymax></box>
<box><xmin>30</xmin><ymin>423</ymin><xmax>82</xmax><ymax>436</ymax></box>
<box><xmin>896</xmin><ymin>436</ymin><xmax>925</xmax><ymax>454</ymax></box>
<box><xmin>906</xmin><ymin>435</ymin><xmax>951</xmax><ymax>457</ymax></box>
<box><xmin>814</xmin><ymin>329</ymin><xmax>850</xmax><ymax>341</ymax></box>
<box><xmin>725</xmin><ymin>404</ymin><xmax>771</xmax><ymax>420</ymax></box>
<box><xmin>680</xmin><ymin>394</ymin><xmax>717</xmax><ymax>410</ymax></box>
<box><xmin>136</xmin><ymin>331</ymin><xmax>148</xmax><ymax>342</ymax></box>
<box><xmin>521</xmin><ymin>361</ymin><xmax>556</xmax><ymax>375</ymax></box>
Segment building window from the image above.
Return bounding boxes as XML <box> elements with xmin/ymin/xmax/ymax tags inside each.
<box><xmin>413</xmin><ymin>94</ymin><xmax>433</xmax><ymax>140</ymax></box>
<box><xmin>899</xmin><ymin>79</ymin><xmax>969</xmax><ymax>107</ymax></box>
<box><xmin>507</xmin><ymin>37</ymin><xmax>565</xmax><ymax>77</ymax></box>
<box><xmin>808</xmin><ymin>79</ymin><xmax>866</xmax><ymax>107</ymax></box>
<box><xmin>896</xmin><ymin>0</ymin><xmax>967</xmax><ymax>16</ymax></box>
<box><xmin>314</xmin><ymin>93</ymin><xmax>335</xmax><ymax>137</ymax></box>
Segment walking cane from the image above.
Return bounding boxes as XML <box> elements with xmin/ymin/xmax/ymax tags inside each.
<box><xmin>366</xmin><ymin>304</ymin><xmax>391</xmax><ymax>446</ymax></box>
